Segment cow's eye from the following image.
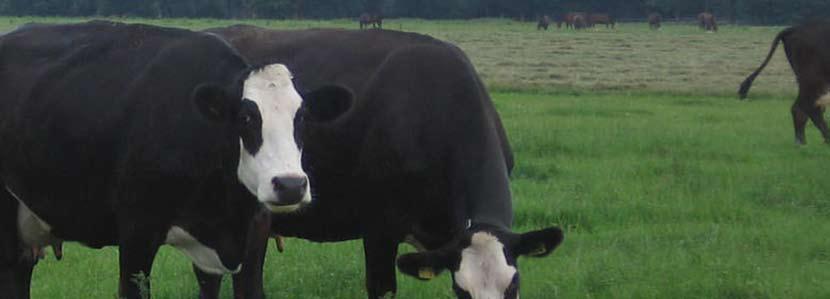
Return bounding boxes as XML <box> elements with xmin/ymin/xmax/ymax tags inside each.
<box><xmin>242</xmin><ymin>114</ymin><xmax>252</xmax><ymax>124</ymax></box>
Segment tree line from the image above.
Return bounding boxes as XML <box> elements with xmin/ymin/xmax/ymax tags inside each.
<box><xmin>0</xmin><ymin>0</ymin><xmax>827</xmax><ymax>25</ymax></box>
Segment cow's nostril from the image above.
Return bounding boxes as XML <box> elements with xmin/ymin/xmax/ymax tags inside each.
<box><xmin>272</xmin><ymin>176</ymin><xmax>308</xmax><ymax>191</ymax></box>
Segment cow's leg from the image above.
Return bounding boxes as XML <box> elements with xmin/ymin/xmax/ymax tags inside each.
<box><xmin>362</xmin><ymin>234</ymin><xmax>400</xmax><ymax>299</ymax></box>
<box><xmin>0</xmin><ymin>256</ymin><xmax>36</xmax><ymax>299</ymax></box>
<box><xmin>805</xmin><ymin>106</ymin><xmax>830</xmax><ymax>143</ymax></box>
<box><xmin>231</xmin><ymin>209</ymin><xmax>271</xmax><ymax>299</ymax></box>
<box><xmin>792</xmin><ymin>103</ymin><xmax>809</xmax><ymax>145</ymax></box>
<box><xmin>1</xmin><ymin>190</ymin><xmax>32</xmax><ymax>299</ymax></box>
<box><xmin>193</xmin><ymin>265</ymin><xmax>222</xmax><ymax>299</ymax></box>
<box><xmin>12</xmin><ymin>257</ymin><xmax>35</xmax><ymax>299</ymax></box>
<box><xmin>118</xmin><ymin>231</ymin><xmax>162</xmax><ymax>299</ymax></box>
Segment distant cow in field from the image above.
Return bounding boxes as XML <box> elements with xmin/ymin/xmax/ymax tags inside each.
<box><xmin>588</xmin><ymin>13</ymin><xmax>615</xmax><ymax>28</ymax></box>
<box><xmin>648</xmin><ymin>13</ymin><xmax>662</xmax><ymax>30</ymax></box>
<box><xmin>739</xmin><ymin>22</ymin><xmax>830</xmax><ymax>145</ymax></box>
<box><xmin>557</xmin><ymin>12</ymin><xmax>584</xmax><ymax>29</ymax></box>
<box><xmin>537</xmin><ymin>15</ymin><xmax>551</xmax><ymax>30</ymax></box>
<box><xmin>698</xmin><ymin>12</ymin><xmax>718</xmax><ymax>32</ymax></box>
<box><xmin>359</xmin><ymin>13</ymin><xmax>383</xmax><ymax>29</ymax></box>
<box><xmin>573</xmin><ymin>13</ymin><xmax>588</xmax><ymax>29</ymax></box>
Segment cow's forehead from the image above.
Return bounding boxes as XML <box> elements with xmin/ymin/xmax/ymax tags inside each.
<box><xmin>242</xmin><ymin>64</ymin><xmax>300</xmax><ymax>110</ymax></box>
<box><xmin>244</xmin><ymin>64</ymin><xmax>294</xmax><ymax>91</ymax></box>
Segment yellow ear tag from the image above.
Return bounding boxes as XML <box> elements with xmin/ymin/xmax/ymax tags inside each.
<box><xmin>418</xmin><ymin>268</ymin><xmax>436</xmax><ymax>280</ymax></box>
<box><xmin>530</xmin><ymin>244</ymin><xmax>548</xmax><ymax>256</ymax></box>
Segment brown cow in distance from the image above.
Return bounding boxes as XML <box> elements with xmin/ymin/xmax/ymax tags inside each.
<box><xmin>648</xmin><ymin>13</ymin><xmax>662</xmax><ymax>30</ymax></box>
<box><xmin>359</xmin><ymin>13</ymin><xmax>383</xmax><ymax>29</ymax></box>
<box><xmin>573</xmin><ymin>13</ymin><xmax>588</xmax><ymax>30</ymax></box>
<box><xmin>538</xmin><ymin>15</ymin><xmax>551</xmax><ymax>30</ymax></box>
<box><xmin>557</xmin><ymin>12</ymin><xmax>585</xmax><ymax>29</ymax></box>
<box><xmin>738</xmin><ymin>22</ymin><xmax>830</xmax><ymax>144</ymax></box>
<box><xmin>698</xmin><ymin>12</ymin><xmax>718</xmax><ymax>31</ymax></box>
<box><xmin>588</xmin><ymin>13</ymin><xmax>615</xmax><ymax>28</ymax></box>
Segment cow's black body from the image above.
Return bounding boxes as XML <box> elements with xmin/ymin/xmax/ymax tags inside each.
<box><xmin>739</xmin><ymin>22</ymin><xmax>830</xmax><ymax>144</ymax></box>
<box><xmin>0</xmin><ymin>21</ymin><xmax>264</xmax><ymax>299</ymax></box>
<box><xmin>204</xmin><ymin>26</ymin><xmax>517</xmax><ymax>299</ymax></box>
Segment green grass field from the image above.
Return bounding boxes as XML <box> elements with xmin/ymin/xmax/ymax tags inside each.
<box><xmin>8</xmin><ymin>17</ymin><xmax>830</xmax><ymax>298</ymax></box>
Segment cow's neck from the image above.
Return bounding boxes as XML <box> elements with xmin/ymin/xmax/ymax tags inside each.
<box><xmin>454</xmin><ymin>132</ymin><xmax>513</xmax><ymax>230</ymax></box>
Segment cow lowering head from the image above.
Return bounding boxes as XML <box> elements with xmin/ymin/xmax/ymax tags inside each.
<box><xmin>397</xmin><ymin>224</ymin><xmax>563</xmax><ymax>299</ymax></box>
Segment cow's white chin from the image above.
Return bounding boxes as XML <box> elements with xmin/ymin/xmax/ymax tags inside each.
<box><xmin>259</xmin><ymin>186</ymin><xmax>311</xmax><ymax>213</ymax></box>
<box><xmin>165</xmin><ymin>226</ymin><xmax>241</xmax><ymax>275</ymax></box>
<box><xmin>265</xmin><ymin>202</ymin><xmax>301</xmax><ymax>213</ymax></box>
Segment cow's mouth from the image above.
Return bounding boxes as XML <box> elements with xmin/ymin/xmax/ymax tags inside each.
<box><xmin>263</xmin><ymin>201</ymin><xmax>303</xmax><ymax>213</ymax></box>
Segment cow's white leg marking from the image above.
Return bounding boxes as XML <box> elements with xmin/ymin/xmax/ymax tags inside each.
<box><xmin>6</xmin><ymin>186</ymin><xmax>60</xmax><ymax>248</ymax></box>
<box><xmin>816</xmin><ymin>91</ymin><xmax>830</xmax><ymax>108</ymax></box>
<box><xmin>165</xmin><ymin>226</ymin><xmax>241</xmax><ymax>275</ymax></box>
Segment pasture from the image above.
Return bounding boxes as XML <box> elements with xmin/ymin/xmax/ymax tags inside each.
<box><xmin>8</xmin><ymin>17</ymin><xmax>830</xmax><ymax>298</ymax></box>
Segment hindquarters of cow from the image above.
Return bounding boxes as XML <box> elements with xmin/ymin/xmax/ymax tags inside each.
<box><xmin>588</xmin><ymin>14</ymin><xmax>615</xmax><ymax>28</ymax></box>
<box><xmin>537</xmin><ymin>16</ymin><xmax>550</xmax><ymax>30</ymax></box>
<box><xmin>648</xmin><ymin>13</ymin><xmax>662</xmax><ymax>29</ymax></box>
<box><xmin>782</xmin><ymin>31</ymin><xmax>830</xmax><ymax>144</ymax></box>
<box><xmin>573</xmin><ymin>14</ymin><xmax>588</xmax><ymax>29</ymax></box>
<box><xmin>698</xmin><ymin>13</ymin><xmax>718</xmax><ymax>31</ymax></box>
<box><xmin>740</xmin><ymin>22</ymin><xmax>830</xmax><ymax>144</ymax></box>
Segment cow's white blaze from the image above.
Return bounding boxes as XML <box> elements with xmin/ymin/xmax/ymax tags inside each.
<box><xmin>165</xmin><ymin>226</ymin><xmax>241</xmax><ymax>275</ymax></box>
<box><xmin>236</xmin><ymin>64</ymin><xmax>309</xmax><ymax>210</ymax></box>
<box><xmin>454</xmin><ymin>232</ymin><xmax>517</xmax><ymax>299</ymax></box>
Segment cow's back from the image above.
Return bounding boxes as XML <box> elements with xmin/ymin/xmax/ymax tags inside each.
<box><xmin>207</xmin><ymin>26</ymin><xmax>436</xmax><ymax>92</ymax></box>
<box><xmin>209</xmin><ymin>26</ymin><xmax>512</xmax><ymax>170</ymax></box>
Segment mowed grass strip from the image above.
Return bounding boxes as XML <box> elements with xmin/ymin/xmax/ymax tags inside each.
<box><xmin>28</xmin><ymin>91</ymin><xmax>830</xmax><ymax>298</ymax></box>
<box><xmin>0</xmin><ymin>17</ymin><xmax>795</xmax><ymax>97</ymax></box>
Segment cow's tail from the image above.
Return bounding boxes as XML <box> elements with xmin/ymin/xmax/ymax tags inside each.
<box><xmin>738</xmin><ymin>27</ymin><xmax>795</xmax><ymax>99</ymax></box>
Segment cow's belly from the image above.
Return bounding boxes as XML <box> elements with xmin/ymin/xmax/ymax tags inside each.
<box><xmin>5</xmin><ymin>182</ymin><xmax>118</xmax><ymax>248</ymax></box>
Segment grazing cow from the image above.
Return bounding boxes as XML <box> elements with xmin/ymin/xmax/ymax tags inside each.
<box><xmin>648</xmin><ymin>13</ymin><xmax>662</xmax><ymax>30</ymax></box>
<box><xmin>588</xmin><ymin>13</ymin><xmax>615</xmax><ymax>29</ymax></box>
<box><xmin>0</xmin><ymin>21</ymin><xmax>350</xmax><ymax>299</ymax></box>
<box><xmin>738</xmin><ymin>22</ymin><xmax>830</xmax><ymax>144</ymax></box>
<box><xmin>203</xmin><ymin>25</ymin><xmax>565</xmax><ymax>299</ymax></box>
<box><xmin>359</xmin><ymin>13</ymin><xmax>383</xmax><ymax>29</ymax></box>
<box><xmin>698</xmin><ymin>12</ymin><xmax>718</xmax><ymax>32</ymax></box>
<box><xmin>573</xmin><ymin>13</ymin><xmax>588</xmax><ymax>30</ymax></box>
<box><xmin>537</xmin><ymin>15</ymin><xmax>551</xmax><ymax>30</ymax></box>
<box><xmin>557</xmin><ymin>12</ymin><xmax>584</xmax><ymax>29</ymax></box>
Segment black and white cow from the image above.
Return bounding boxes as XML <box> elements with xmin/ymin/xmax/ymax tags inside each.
<box><xmin>200</xmin><ymin>26</ymin><xmax>564</xmax><ymax>299</ymax></box>
<box><xmin>0</xmin><ymin>21</ymin><xmax>350</xmax><ymax>299</ymax></box>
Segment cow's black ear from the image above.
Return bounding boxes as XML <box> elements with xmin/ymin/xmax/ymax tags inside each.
<box><xmin>514</xmin><ymin>227</ymin><xmax>564</xmax><ymax>258</ymax></box>
<box><xmin>193</xmin><ymin>83</ymin><xmax>233</xmax><ymax>122</ymax></box>
<box><xmin>302</xmin><ymin>85</ymin><xmax>353</xmax><ymax>122</ymax></box>
<box><xmin>397</xmin><ymin>250</ymin><xmax>453</xmax><ymax>281</ymax></box>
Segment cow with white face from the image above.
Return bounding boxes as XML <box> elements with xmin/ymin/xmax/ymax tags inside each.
<box><xmin>236</xmin><ymin>64</ymin><xmax>311</xmax><ymax>212</ymax></box>
<box><xmin>397</xmin><ymin>224</ymin><xmax>563</xmax><ymax>299</ymax></box>
<box><xmin>0</xmin><ymin>21</ymin><xmax>353</xmax><ymax>299</ymax></box>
